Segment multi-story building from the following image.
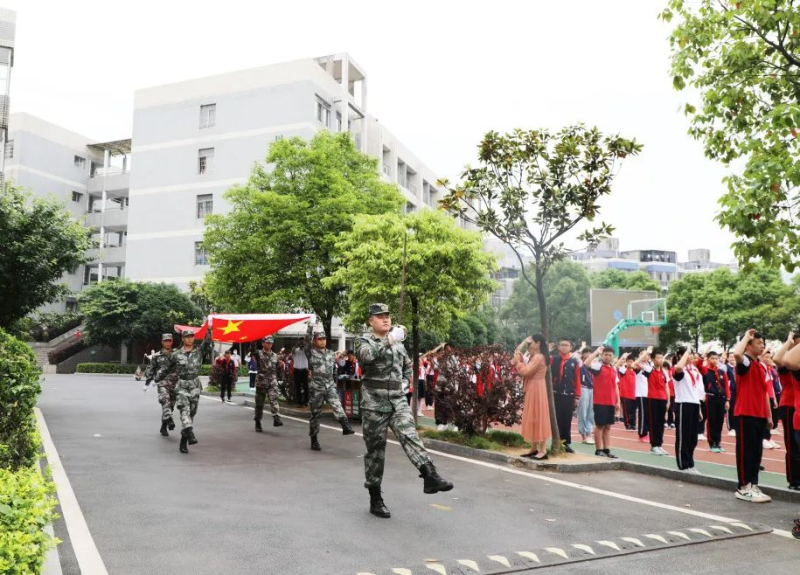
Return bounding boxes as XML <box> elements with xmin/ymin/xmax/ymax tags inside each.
<box><xmin>126</xmin><ymin>53</ymin><xmax>446</xmax><ymax>292</ymax></box>
<box><xmin>0</xmin><ymin>8</ymin><xmax>15</xmax><ymax>186</ymax></box>
<box><xmin>5</xmin><ymin>113</ymin><xmax>131</xmax><ymax>312</ymax></box>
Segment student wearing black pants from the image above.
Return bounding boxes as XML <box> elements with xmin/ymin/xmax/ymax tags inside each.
<box><xmin>551</xmin><ymin>340</ymin><xmax>581</xmax><ymax>453</ymax></box>
<box><xmin>703</xmin><ymin>351</ymin><xmax>729</xmax><ymax>452</ymax></box>
<box><xmin>732</xmin><ymin>329</ymin><xmax>772</xmax><ymax>503</ymax></box>
<box><xmin>672</xmin><ymin>348</ymin><xmax>702</xmax><ymax>472</ymax></box>
<box><xmin>639</xmin><ymin>349</ymin><xmax>670</xmax><ymax>456</ymax></box>
<box><xmin>726</xmin><ymin>353</ymin><xmax>738</xmax><ymax>433</ymax></box>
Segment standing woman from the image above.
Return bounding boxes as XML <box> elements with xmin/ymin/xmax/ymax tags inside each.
<box><xmin>513</xmin><ymin>334</ymin><xmax>551</xmax><ymax>461</ymax></box>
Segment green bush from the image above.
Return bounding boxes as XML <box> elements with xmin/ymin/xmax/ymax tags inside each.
<box><xmin>76</xmin><ymin>363</ymin><xmax>139</xmax><ymax>374</ymax></box>
<box><xmin>485</xmin><ymin>429</ymin><xmax>529</xmax><ymax>447</ymax></box>
<box><xmin>0</xmin><ymin>329</ymin><xmax>42</xmax><ymax>470</ymax></box>
<box><xmin>0</xmin><ymin>465</ymin><xmax>59</xmax><ymax>575</ymax></box>
<box><xmin>419</xmin><ymin>429</ymin><xmax>530</xmax><ymax>452</ymax></box>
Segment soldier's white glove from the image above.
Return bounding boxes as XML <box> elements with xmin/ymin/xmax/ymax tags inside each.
<box><xmin>388</xmin><ymin>326</ymin><xmax>406</xmax><ymax>345</ymax></box>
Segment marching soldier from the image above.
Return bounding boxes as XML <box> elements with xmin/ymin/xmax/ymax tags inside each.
<box><xmin>253</xmin><ymin>335</ymin><xmax>283</xmax><ymax>431</ymax></box>
<box><xmin>306</xmin><ymin>324</ymin><xmax>355</xmax><ymax>451</ymax></box>
<box><xmin>144</xmin><ymin>333</ymin><xmax>178</xmax><ymax>436</ymax></box>
<box><xmin>155</xmin><ymin>326</ymin><xmax>213</xmax><ymax>454</ymax></box>
<box><xmin>355</xmin><ymin>303</ymin><xmax>453</xmax><ymax>519</ymax></box>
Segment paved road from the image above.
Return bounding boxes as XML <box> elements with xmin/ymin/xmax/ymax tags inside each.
<box><xmin>38</xmin><ymin>375</ymin><xmax>800</xmax><ymax>574</ymax></box>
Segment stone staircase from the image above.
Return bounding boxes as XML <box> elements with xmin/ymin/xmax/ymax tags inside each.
<box><xmin>28</xmin><ymin>325</ymin><xmax>85</xmax><ymax>374</ymax></box>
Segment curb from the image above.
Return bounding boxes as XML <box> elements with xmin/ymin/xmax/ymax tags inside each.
<box><xmin>420</xmin><ymin>438</ymin><xmax>800</xmax><ymax>503</ymax></box>
<box><xmin>421</xmin><ymin>438</ymin><xmax>622</xmax><ymax>473</ymax></box>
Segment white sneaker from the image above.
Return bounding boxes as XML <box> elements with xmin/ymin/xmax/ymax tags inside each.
<box><xmin>771</xmin><ymin>441</ymin><xmax>780</xmax><ymax>449</ymax></box>
<box><xmin>651</xmin><ymin>447</ymin><xmax>663</xmax><ymax>456</ymax></box>
<box><xmin>659</xmin><ymin>447</ymin><xmax>670</xmax><ymax>455</ymax></box>
<box><xmin>750</xmin><ymin>485</ymin><xmax>772</xmax><ymax>503</ymax></box>
<box><xmin>586</xmin><ymin>437</ymin><xmax>596</xmax><ymax>445</ymax></box>
<box><xmin>698</xmin><ymin>434</ymin><xmax>707</xmax><ymax>441</ymax></box>
<box><xmin>728</xmin><ymin>429</ymin><xmax>736</xmax><ymax>437</ymax></box>
<box><xmin>684</xmin><ymin>467</ymin><xmax>702</xmax><ymax>475</ymax></box>
<box><xmin>763</xmin><ymin>439</ymin><xmax>774</xmax><ymax>449</ymax></box>
<box><xmin>735</xmin><ymin>487</ymin><xmax>754</xmax><ymax>502</ymax></box>
<box><xmin>436</xmin><ymin>424</ymin><xmax>445</xmax><ymax>431</ymax></box>
<box><xmin>664</xmin><ymin>423</ymin><xmax>669</xmax><ymax>428</ymax></box>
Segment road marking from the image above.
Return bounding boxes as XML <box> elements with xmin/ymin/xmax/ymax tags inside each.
<box><xmin>667</xmin><ymin>530</ymin><xmax>692</xmax><ymax>541</ymax></box>
<box><xmin>457</xmin><ymin>559</ymin><xmax>481</xmax><ymax>571</ymax></box>
<box><xmin>572</xmin><ymin>544</ymin><xmax>595</xmax><ymax>555</ymax></box>
<box><xmin>213</xmin><ymin>397</ymin><xmax>792</xmax><ymax>539</ymax></box>
<box><xmin>644</xmin><ymin>534</ymin><xmax>668</xmax><ymax>544</ymax></box>
<box><xmin>487</xmin><ymin>555</ymin><xmax>511</xmax><ymax>567</ymax></box>
<box><xmin>426</xmin><ymin>565</ymin><xmax>447</xmax><ymax>575</ymax></box>
<box><xmin>597</xmin><ymin>540</ymin><xmax>621</xmax><ymax>551</ymax></box>
<box><xmin>545</xmin><ymin>547</ymin><xmax>569</xmax><ymax>559</ymax></box>
<box><xmin>621</xmin><ymin>537</ymin><xmax>645</xmax><ymax>547</ymax></box>
<box><xmin>516</xmin><ymin>551</ymin><xmax>540</xmax><ymax>563</ymax></box>
<box><xmin>35</xmin><ymin>408</ymin><xmax>109</xmax><ymax>575</ymax></box>
<box><xmin>429</xmin><ymin>503</ymin><xmax>451</xmax><ymax>511</ymax></box>
<box><xmin>391</xmin><ymin>569</ymin><xmax>412</xmax><ymax>575</ymax></box>
<box><xmin>688</xmin><ymin>528</ymin><xmax>713</xmax><ymax>537</ymax></box>
<box><xmin>709</xmin><ymin>525</ymin><xmax>733</xmax><ymax>534</ymax></box>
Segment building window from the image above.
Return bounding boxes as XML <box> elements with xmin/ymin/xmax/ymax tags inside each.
<box><xmin>195</xmin><ymin>242</ymin><xmax>209</xmax><ymax>266</ymax></box>
<box><xmin>197</xmin><ymin>194</ymin><xmax>213</xmax><ymax>218</ymax></box>
<box><xmin>198</xmin><ymin>148</ymin><xmax>214</xmax><ymax>174</ymax></box>
<box><xmin>336</xmin><ymin>112</ymin><xmax>342</xmax><ymax>132</ymax></box>
<box><xmin>3</xmin><ymin>139</ymin><xmax>12</xmax><ymax>159</ymax></box>
<box><xmin>74</xmin><ymin>155</ymin><xmax>86</xmax><ymax>169</ymax></box>
<box><xmin>200</xmin><ymin>104</ymin><xmax>216</xmax><ymax>129</ymax></box>
<box><xmin>316</xmin><ymin>97</ymin><xmax>330</xmax><ymax>126</ymax></box>
<box><xmin>71</xmin><ymin>191</ymin><xmax>83</xmax><ymax>203</ymax></box>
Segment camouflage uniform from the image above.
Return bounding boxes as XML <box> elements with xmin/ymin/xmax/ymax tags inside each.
<box><xmin>155</xmin><ymin>329</ymin><xmax>212</xmax><ymax>431</ymax></box>
<box><xmin>356</xmin><ymin>318</ymin><xmax>431</xmax><ymax>489</ymax></box>
<box><xmin>148</xmin><ymin>349</ymin><xmax>178</xmax><ymax>422</ymax></box>
<box><xmin>306</xmin><ymin>326</ymin><xmax>348</xmax><ymax>437</ymax></box>
<box><xmin>254</xmin><ymin>347</ymin><xmax>281</xmax><ymax>422</ymax></box>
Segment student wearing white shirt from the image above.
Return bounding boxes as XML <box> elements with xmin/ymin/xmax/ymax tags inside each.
<box><xmin>292</xmin><ymin>339</ymin><xmax>310</xmax><ymax>406</ymax></box>
<box><xmin>673</xmin><ymin>347</ymin><xmax>702</xmax><ymax>474</ymax></box>
<box><xmin>634</xmin><ymin>348</ymin><xmax>651</xmax><ymax>443</ymax></box>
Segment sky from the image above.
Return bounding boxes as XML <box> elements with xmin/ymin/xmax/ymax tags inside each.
<box><xmin>4</xmin><ymin>0</ymin><xmax>737</xmax><ymax>264</ymax></box>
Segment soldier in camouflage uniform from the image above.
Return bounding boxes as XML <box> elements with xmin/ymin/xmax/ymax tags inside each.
<box><xmin>155</xmin><ymin>326</ymin><xmax>213</xmax><ymax>454</ymax></box>
<box><xmin>355</xmin><ymin>303</ymin><xmax>453</xmax><ymax>519</ymax></box>
<box><xmin>253</xmin><ymin>335</ymin><xmax>283</xmax><ymax>432</ymax></box>
<box><xmin>305</xmin><ymin>324</ymin><xmax>355</xmax><ymax>451</ymax></box>
<box><xmin>144</xmin><ymin>333</ymin><xmax>179</xmax><ymax>436</ymax></box>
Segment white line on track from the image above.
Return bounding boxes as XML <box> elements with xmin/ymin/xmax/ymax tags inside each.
<box><xmin>203</xmin><ymin>396</ymin><xmax>799</xmax><ymax>541</ymax></box>
<box><xmin>35</xmin><ymin>408</ymin><xmax>109</xmax><ymax>575</ymax></box>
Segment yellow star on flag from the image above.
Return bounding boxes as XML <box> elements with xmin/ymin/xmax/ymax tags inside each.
<box><xmin>221</xmin><ymin>320</ymin><xmax>243</xmax><ymax>335</ymax></box>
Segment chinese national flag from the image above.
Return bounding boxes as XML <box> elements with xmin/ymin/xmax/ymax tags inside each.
<box><xmin>209</xmin><ymin>314</ymin><xmax>311</xmax><ymax>342</ymax></box>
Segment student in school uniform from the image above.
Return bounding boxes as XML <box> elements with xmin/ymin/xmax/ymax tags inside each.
<box><xmin>584</xmin><ymin>345</ymin><xmax>621</xmax><ymax>459</ymax></box>
<box><xmin>672</xmin><ymin>347</ymin><xmax>702</xmax><ymax>474</ymax></box>
<box><xmin>773</xmin><ymin>332</ymin><xmax>800</xmax><ymax>490</ymax></box>
<box><xmin>639</xmin><ymin>349</ymin><xmax>670</xmax><ymax>456</ymax></box>
<box><xmin>551</xmin><ymin>339</ymin><xmax>582</xmax><ymax>454</ymax></box>
<box><xmin>703</xmin><ymin>350</ymin><xmax>730</xmax><ymax>453</ymax></box>
<box><xmin>634</xmin><ymin>348</ymin><xmax>651</xmax><ymax>443</ymax></box>
<box><xmin>577</xmin><ymin>348</ymin><xmax>596</xmax><ymax>445</ymax></box>
<box><xmin>732</xmin><ymin>329</ymin><xmax>772</xmax><ymax>503</ymax></box>
<box><xmin>725</xmin><ymin>352</ymin><xmax>738</xmax><ymax>436</ymax></box>
<box><xmin>617</xmin><ymin>353</ymin><xmax>637</xmax><ymax>431</ymax></box>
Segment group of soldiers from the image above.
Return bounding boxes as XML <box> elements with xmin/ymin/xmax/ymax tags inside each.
<box><xmin>143</xmin><ymin>303</ymin><xmax>453</xmax><ymax>518</ymax></box>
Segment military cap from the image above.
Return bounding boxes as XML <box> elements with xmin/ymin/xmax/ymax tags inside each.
<box><xmin>262</xmin><ymin>335</ymin><xmax>274</xmax><ymax>343</ymax></box>
<box><xmin>313</xmin><ymin>329</ymin><xmax>327</xmax><ymax>339</ymax></box>
<box><xmin>369</xmin><ymin>303</ymin><xmax>390</xmax><ymax>316</ymax></box>
<box><xmin>162</xmin><ymin>333</ymin><xmax>173</xmax><ymax>341</ymax></box>
<box><xmin>181</xmin><ymin>329</ymin><xmax>196</xmax><ymax>337</ymax></box>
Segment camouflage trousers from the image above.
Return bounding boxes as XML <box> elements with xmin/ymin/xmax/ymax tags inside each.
<box><xmin>175</xmin><ymin>378</ymin><xmax>202</xmax><ymax>430</ymax></box>
<box><xmin>361</xmin><ymin>386</ymin><xmax>431</xmax><ymax>488</ymax></box>
<box><xmin>157</xmin><ymin>382</ymin><xmax>177</xmax><ymax>421</ymax></box>
<box><xmin>309</xmin><ymin>382</ymin><xmax>347</xmax><ymax>437</ymax></box>
<box><xmin>254</xmin><ymin>380</ymin><xmax>280</xmax><ymax>421</ymax></box>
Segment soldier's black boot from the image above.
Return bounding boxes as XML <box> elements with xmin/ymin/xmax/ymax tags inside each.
<box><xmin>368</xmin><ymin>486</ymin><xmax>391</xmax><ymax>518</ymax></box>
<box><xmin>255</xmin><ymin>419</ymin><xmax>263</xmax><ymax>433</ymax></box>
<box><xmin>340</xmin><ymin>419</ymin><xmax>355</xmax><ymax>435</ymax></box>
<box><xmin>159</xmin><ymin>420</ymin><xmax>169</xmax><ymax>437</ymax></box>
<box><xmin>310</xmin><ymin>435</ymin><xmax>321</xmax><ymax>451</ymax></box>
<box><xmin>420</xmin><ymin>462</ymin><xmax>454</xmax><ymax>494</ymax></box>
<box><xmin>167</xmin><ymin>416</ymin><xmax>176</xmax><ymax>431</ymax></box>
<box><xmin>179</xmin><ymin>431</ymin><xmax>189</xmax><ymax>454</ymax></box>
<box><xmin>273</xmin><ymin>415</ymin><xmax>283</xmax><ymax>427</ymax></box>
<box><xmin>187</xmin><ymin>427</ymin><xmax>198</xmax><ymax>445</ymax></box>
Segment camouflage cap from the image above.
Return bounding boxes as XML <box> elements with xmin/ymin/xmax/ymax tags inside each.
<box><xmin>262</xmin><ymin>336</ymin><xmax>274</xmax><ymax>343</ymax></box>
<box><xmin>161</xmin><ymin>333</ymin><xmax>173</xmax><ymax>341</ymax></box>
<box><xmin>369</xmin><ymin>303</ymin><xmax>390</xmax><ymax>316</ymax></box>
<box><xmin>313</xmin><ymin>329</ymin><xmax>327</xmax><ymax>339</ymax></box>
<box><xmin>181</xmin><ymin>329</ymin><xmax>196</xmax><ymax>337</ymax></box>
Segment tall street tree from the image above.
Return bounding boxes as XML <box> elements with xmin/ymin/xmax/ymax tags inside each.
<box><xmin>440</xmin><ymin>126</ymin><xmax>641</xmax><ymax>446</ymax></box>
<box><xmin>203</xmin><ymin>132</ymin><xmax>403</xmax><ymax>336</ymax></box>
<box><xmin>0</xmin><ymin>185</ymin><xmax>92</xmax><ymax>328</ymax></box>
<box><xmin>328</xmin><ymin>209</ymin><xmax>497</xmax><ymax>414</ymax></box>
<box><xmin>662</xmin><ymin>0</ymin><xmax>800</xmax><ymax>269</ymax></box>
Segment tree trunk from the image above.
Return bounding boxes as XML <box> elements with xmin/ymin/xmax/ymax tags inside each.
<box><xmin>535</xmin><ymin>264</ymin><xmax>562</xmax><ymax>449</ymax></box>
<box><xmin>411</xmin><ymin>295</ymin><xmax>420</xmax><ymax>428</ymax></box>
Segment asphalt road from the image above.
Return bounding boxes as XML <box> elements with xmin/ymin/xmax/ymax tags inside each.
<box><xmin>38</xmin><ymin>375</ymin><xmax>800</xmax><ymax>575</ymax></box>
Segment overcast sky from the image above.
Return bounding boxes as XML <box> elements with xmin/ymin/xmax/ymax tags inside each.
<box><xmin>5</xmin><ymin>0</ymin><xmax>736</xmax><ymax>263</ymax></box>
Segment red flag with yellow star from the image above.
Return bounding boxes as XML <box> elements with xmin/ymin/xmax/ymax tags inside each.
<box><xmin>209</xmin><ymin>314</ymin><xmax>311</xmax><ymax>342</ymax></box>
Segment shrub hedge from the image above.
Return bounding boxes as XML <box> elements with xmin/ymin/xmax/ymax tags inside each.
<box><xmin>76</xmin><ymin>362</ymin><xmax>248</xmax><ymax>376</ymax></box>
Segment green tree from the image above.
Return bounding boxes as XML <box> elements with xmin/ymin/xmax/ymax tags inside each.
<box><xmin>203</xmin><ymin>132</ymin><xmax>403</xmax><ymax>337</ymax></box>
<box><xmin>662</xmin><ymin>273</ymin><xmax>715</xmax><ymax>349</ymax></box>
<box><xmin>78</xmin><ymin>280</ymin><xmax>202</xmax><ymax>347</ymax></box>
<box><xmin>591</xmin><ymin>269</ymin><xmax>661</xmax><ymax>293</ymax></box>
<box><xmin>464</xmin><ymin>315</ymin><xmax>488</xmax><ymax>346</ymax></box>
<box><xmin>0</xmin><ymin>185</ymin><xmax>92</xmax><ymax>328</ymax></box>
<box><xmin>187</xmin><ymin>280</ymin><xmax>216</xmax><ymax>316</ymax></box>
<box><xmin>662</xmin><ymin>0</ymin><xmax>800</xmax><ymax>269</ymax></box>
<box><xmin>502</xmin><ymin>260</ymin><xmax>592</xmax><ymax>347</ymax></box>
<box><xmin>440</xmin><ymin>126</ymin><xmax>641</xmax><ymax>447</ymax></box>
<box><xmin>328</xmin><ymin>209</ymin><xmax>497</xmax><ymax>410</ymax></box>
<box><xmin>448</xmin><ymin>318</ymin><xmax>475</xmax><ymax>349</ymax></box>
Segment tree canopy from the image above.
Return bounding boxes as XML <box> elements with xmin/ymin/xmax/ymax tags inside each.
<box><xmin>203</xmin><ymin>131</ymin><xmax>403</xmax><ymax>336</ymax></box>
<box><xmin>591</xmin><ymin>269</ymin><xmax>662</xmax><ymax>293</ymax></box>
<box><xmin>663</xmin><ymin>0</ymin><xmax>800</xmax><ymax>269</ymax></box>
<box><xmin>0</xmin><ymin>185</ymin><xmax>92</xmax><ymax>328</ymax></box>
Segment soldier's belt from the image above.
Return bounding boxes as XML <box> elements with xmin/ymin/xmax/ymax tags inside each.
<box><xmin>361</xmin><ymin>380</ymin><xmax>404</xmax><ymax>390</ymax></box>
